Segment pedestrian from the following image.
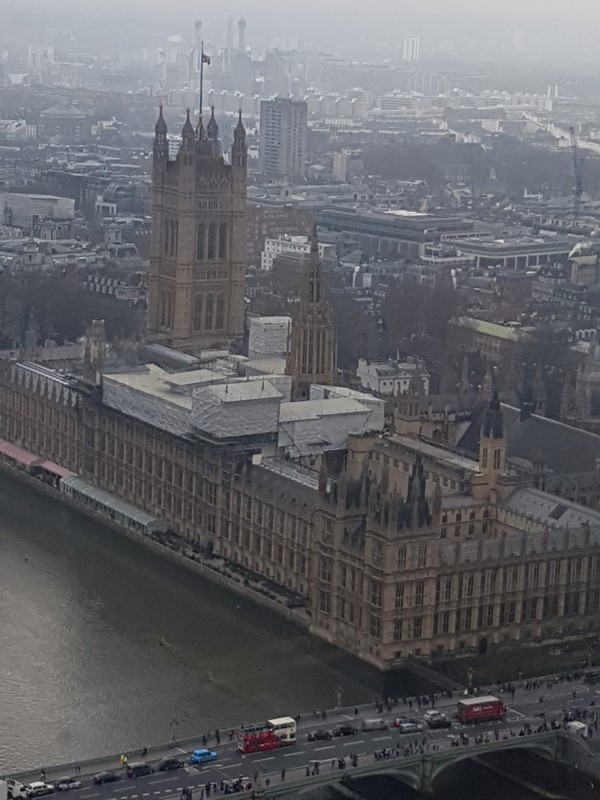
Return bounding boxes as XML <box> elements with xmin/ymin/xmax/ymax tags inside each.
<box><xmin>123</xmin><ymin>756</ymin><xmax>128</xmax><ymax>768</ymax></box>
<box><xmin>280</xmin><ymin>769</ymin><xmax>285</xmax><ymax>782</ymax></box>
<box><xmin>202</xmin><ymin>734</ymin><xmax>207</xmax><ymax>746</ymax></box>
<box><xmin>354</xmin><ymin>707</ymin><xmax>358</xmax><ymax>716</ymax></box>
<box><xmin>216</xmin><ymin>733</ymin><xmax>220</xmax><ymax>745</ymax></box>
<box><xmin>41</xmin><ymin>770</ymin><xmax>46</xmax><ymax>781</ymax></box>
<box><xmin>305</xmin><ymin>766</ymin><xmax>310</xmax><ymax>777</ymax></box>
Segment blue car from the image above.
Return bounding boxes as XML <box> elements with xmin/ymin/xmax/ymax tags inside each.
<box><xmin>190</xmin><ymin>749</ymin><xmax>218</xmax><ymax>764</ymax></box>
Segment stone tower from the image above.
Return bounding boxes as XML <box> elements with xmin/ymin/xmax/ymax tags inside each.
<box><xmin>147</xmin><ymin>106</ymin><xmax>247</xmax><ymax>352</ymax></box>
<box><xmin>286</xmin><ymin>225</ymin><xmax>336</xmax><ymax>399</ymax></box>
<box><xmin>478</xmin><ymin>389</ymin><xmax>506</xmax><ymax>489</ymax></box>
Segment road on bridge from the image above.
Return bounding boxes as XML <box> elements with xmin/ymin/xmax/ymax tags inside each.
<box><xmin>8</xmin><ymin>671</ymin><xmax>600</xmax><ymax>799</ymax></box>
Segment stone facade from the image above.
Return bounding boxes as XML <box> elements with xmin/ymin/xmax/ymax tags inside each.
<box><xmin>285</xmin><ymin>228</ymin><xmax>336</xmax><ymax>399</ymax></box>
<box><xmin>147</xmin><ymin>107</ymin><xmax>247</xmax><ymax>352</ymax></box>
<box><xmin>3</xmin><ymin>358</ymin><xmax>600</xmax><ymax>673</ymax></box>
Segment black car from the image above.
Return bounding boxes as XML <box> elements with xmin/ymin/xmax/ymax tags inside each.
<box><xmin>127</xmin><ymin>763</ymin><xmax>154</xmax><ymax>779</ymax></box>
<box><xmin>93</xmin><ymin>773</ymin><xmax>120</xmax><ymax>786</ymax></box>
<box><xmin>307</xmin><ymin>729</ymin><xmax>332</xmax><ymax>742</ymax></box>
<box><xmin>333</xmin><ymin>724</ymin><xmax>358</xmax><ymax>737</ymax></box>
<box><xmin>157</xmin><ymin>758</ymin><xmax>184</xmax><ymax>772</ymax></box>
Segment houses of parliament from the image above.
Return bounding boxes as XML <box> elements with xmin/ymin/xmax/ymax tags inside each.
<box><xmin>2</xmin><ymin>109</ymin><xmax>600</xmax><ymax>676</ymax></box>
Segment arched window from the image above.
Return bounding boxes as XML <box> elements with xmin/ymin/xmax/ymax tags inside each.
<box><xmin>218</xmin><ymin>223</ymin><xmax>228</xmax><ymax>260</ymax></box>
<box><xmin>163</xmin><ymin>220</ymin><xmax>169</xmax><ymax>255</ymax></box>
<box><xmin>193</xmin><ymin>294</ymin><xmax>204</xmax><ymax>331</ymax></box>
<box><xmin>205</xmin><ymin>293</ymin><xmax>215</xmax><ymax>329</ymax></box>
<box><xmin>196</xmin><ymin>224</ymin><xmax>206</xmax><ymax>261</ymax></box>
<box><xmin>207</xmin><ymin>223</ymin><xmax>217</xmax><ymax>260</ymax></box>
<box><xmin>215</xmin><ymin>293</ymin><xmax>225</xmax><ymax>329</ymax></box>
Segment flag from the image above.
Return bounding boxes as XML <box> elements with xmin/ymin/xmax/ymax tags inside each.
<box><xmin>202</xmin><ymin>53</ymin><xmax>211</xmax><ymax>65</ymax></box>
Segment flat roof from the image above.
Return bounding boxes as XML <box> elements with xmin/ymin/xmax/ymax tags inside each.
<box><xmin>258</xmin><ymin>459</ymin><xmax>319</xmax><ymax>491</ymax></box>
<box><xmin>104</xmin><ymin>367</ymin><xmax>192</xmax><ymax>410</ymax></box>
<box><xmin>502</xmin><ymin>487</ymin><xmax>600</xmax><ymax>529</ymax></box>
<box><xmin>384</xmin><ymin>434</ymin><xmax>479</xmax><ymax>473</ymax></box>
<box><xmin>164</xmin><ymin>369</ymin><xmax>227</xmax><ymax>388</ymax></box>
<box><xmin>280</xmin><ymin>398</ymin><xmax>367</xmax><ymax>421</ymax></box>
<box><xmin>61</xmin><ymin>475</ymin><xmax>160</xmax><ymax>527</ymax></box>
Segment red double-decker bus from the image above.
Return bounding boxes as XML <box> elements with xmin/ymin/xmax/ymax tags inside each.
<box><xmin>236</xmin><ymin>717</ymin><xmax>297</xmax><ymax>754</ymax></box>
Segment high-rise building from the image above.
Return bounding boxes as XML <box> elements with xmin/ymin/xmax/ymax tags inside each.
<box><xmin>259</xmin><ymin>97</ymin><xmax>307</xmax><ymax>180</ymax></box>
<box><xmin>286</xmin><ymin>226</ymin><xmax>336</xmax><ymax>398</ymax></box>
<box><xmin>147</xmin><ymin>106</ymin><xmax>247</xmax><ymax>352</ymax></box>
<box><xmin>401</xmin><ymin>35</ymin><xmax>421</xmax><ymax>62</ymax></box>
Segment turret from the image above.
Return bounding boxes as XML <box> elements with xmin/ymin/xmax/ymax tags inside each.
<box><xmin>180</xmin><ymin>108</ymin><xmax>195</xmax><ymax>151</ymax></box>
<box><xmin>153</xmin><ymin>104</ymin><xmax>169</xmax><ymax>162</ymax></box>
<box><xmin>231</xmin><ymin>109</ymin><xmax>247</xmax><ymax>167</ymax></box>
<box><xmin>206</xmin><ymin>105</ymin><xmax>220</xmax><ymax>153</ymax></box>
<box><xmin>478</xmin><ymin>389</ymin><xmax>506</xmax><ymax>489</ymax></box>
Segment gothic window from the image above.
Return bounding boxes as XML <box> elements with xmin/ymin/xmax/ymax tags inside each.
<box><xmin>205</xmin><ymin>293</ymin><xmax>215</xmax><ymax>329</ymax></box>
<box><xmin>193</xmin><ymin>294</ymin><xmax>204</xmax><ymax>331</ymax></box>
<box><xmin>207</xmin><ymin>223</ymin><xmax>217</xmax><ymax>260</ymax></box>
<box><xmin>196</xmin><ymin>224</ymin><xmax>207</xmax><ymax>261</ymax></box>
<box><xmin>215</xmin><ymin>293</ymin><xmax>225</xmax><ymax>329</ymax></box>
<box><xmin>163</xmin><ymin>219</ymin><xmax>169</xmax><ymax>255</ymax></box>
<box><xmin>173</xmin><ymin>220</ymin><xmax>178</xmax><ymax>257</ymax></box>
<box><xmin>218</xmin><ymin>223</ymin><xmax>228</xmax><ymax>260</ymax></box>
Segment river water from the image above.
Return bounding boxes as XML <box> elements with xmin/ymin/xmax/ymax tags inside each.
<box><xmin>0</xmin><ymin>473</ymin><xmax>592</xmax><ymax>799</ymax></box>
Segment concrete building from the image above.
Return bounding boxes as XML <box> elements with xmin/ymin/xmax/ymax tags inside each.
<box><xmin>401</xmin><ymin>36</ymin><xmax>421</xmax><ymax>62</ymax></box>
<box><xmin>452</xmin><ymin>234</ymin><xmax>574</xmax><ymax>271</ymax></box>
<box><xmin>246</xmin><ymin>204</ymin><xmax>313</xmax><ymax>269</ymax></box>
<box><xmin>259</xmin><ymin>97</ymin><xmax>307</xmax><ymax>180</ymax></box>
<box><xmin>147</xmin><ymin>107</ymin><xmax>247</xmax><ymax>352</ymax></box>
<box><xmin>357</xmin><ymin>357</ymin><xmax>430</xmax><ymax>397</ymax></box>
<box><xmin>260</xmin><ymin>234</ymin><xmax>336</xmax><ymax>271</ymax></box>
<box><xmin>0</xmin><ymin>193</ymin><xmax>75</xmax><ymax>233</ymax></box>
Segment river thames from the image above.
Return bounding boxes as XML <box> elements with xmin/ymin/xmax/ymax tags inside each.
<box><xmin>0</xmin><ymin>472</ymin><xmax>595</xmax><ymax>800</ymax></box>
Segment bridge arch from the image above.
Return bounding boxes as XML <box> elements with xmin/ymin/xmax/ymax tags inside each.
<box><xmin>431</xmin><ymin>740</ymin><xmax>556</xmax><ymax>785</ymax></box>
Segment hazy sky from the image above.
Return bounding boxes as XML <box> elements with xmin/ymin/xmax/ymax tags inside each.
<box><xmin>5</xmin><ymin>0</ymin><xmax>600</xmax><ymax>65</ymax></box>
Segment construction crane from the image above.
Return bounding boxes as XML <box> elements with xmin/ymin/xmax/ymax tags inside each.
<box><xmin>570</xmin><ymin>126</ymin><xmax>584</xmax><ymax>218</ymax></box>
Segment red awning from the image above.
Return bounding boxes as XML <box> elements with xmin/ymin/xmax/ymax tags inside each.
<box><xmin>0</xmin><ymin>439</ymin><xmax>41</xmax><ymax>467</ymax></box>
<box><xmin>37</xmin><ymin>460</ymin><xmax>74</xmax><ymax>478</ymax></box>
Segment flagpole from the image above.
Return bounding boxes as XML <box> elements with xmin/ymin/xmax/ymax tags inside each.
<box><xmin>199</xmin><ymin>40</ymin><xmax>204</xmax><ymax>120</ymax></box>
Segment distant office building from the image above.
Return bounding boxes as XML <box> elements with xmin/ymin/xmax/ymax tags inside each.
<box><xmin>259</xmin><ymin>97</ymin><xmax>307</xmax><ymax>180</ymax></box>
<box><xmin>401</xmin><ymin>36</ymin><xmax>421</xmax><ymax>62</ymax></box>
<box><xmin>260</xmin><ymin>234</ymin><xmax>335</xmax><ymax>271</ymax></box>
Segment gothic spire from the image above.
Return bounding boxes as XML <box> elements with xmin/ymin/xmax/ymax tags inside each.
<box><xmin>233</xmin><ymin>109</ymin><xmax>246</xmax><ymax>149</ymax></box>
<box><xmin>181</xmin><ymin>108</ymin><xmax>195</xmax><ymax>148</ymax></box>
<box><xmin>155</xmin><ymin>104</ymin><xmax>168</xmax><ymax>137</ymax></box>
<box><xmin>207</xmin><ymin>105</ymin><xmax>219</xmax><ymax>141</ymax></box>
<box><xmin>482</xmin><ymin>389</ymin><xmax>504</xmax><ymax>439</ymax></box>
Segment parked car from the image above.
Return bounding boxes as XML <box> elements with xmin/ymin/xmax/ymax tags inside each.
<box><xmin>157</xmin><ymin>758</ymin><xmax>184</xmax><ymax>772</ymax></box>
<box><xmin>54</xmin><ymin>779</ymin><xmax>82</xmax><ymax>792</ymax></box>
<box><xmin>307</xmin><ymin>729</ymin><xmax>332</xmax><ymax>742</ymax></box>
<box><xmin>332</xmin><ymin>724</ymin><xmax>358</xmax><ymax>737</ymax></box>
<box><xmin>25</xmin><ymin>783</ymin><xmax>54</xmax><ymax>798</ymax></box>
<box><xmin>190</xmin><ymin>749</ymin><xmax>218</xmax><ymax>765</ymax></box>
<box><xmin>395</xmin><ymin>719</ymin><xmax>424</xmax><ymax>734</ymax></box>
<box><xmin>423</xmin><ymin>710</ymin><xmax>451</xmax><ymax>729</ymax></box>
<box><xmin>93</xmin><ymin>772</ymin><xmax>120</xmax><ymax>786</ymax></box>
<box><xmin>127</xmin><ymin>763</ymin><xmax>154</xmax><ymax>779</ymax></box>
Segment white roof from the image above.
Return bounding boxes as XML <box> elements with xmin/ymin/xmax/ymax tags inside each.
<box><xmin>208</xmin><ymin>381</ymin><xmax>282</xmax><ymax>403</ymax></box>
<box><xmin>458</xmin><ymin>695</ymin><xmax>502</xmax><ymax>706</ymax></box>
<box><xmin>280</xmin><ymin>398</ymin><xmax>367</xmax><ymax>421</ymax></box>
<box><xmin>164</xmin><ymin>369</ymin><xmax>226</xmax><ymax>387</ymax></box>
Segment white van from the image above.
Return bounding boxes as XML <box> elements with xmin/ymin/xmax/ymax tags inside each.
<box><xmin>361</xmin><ymin>718</ymin><xmax>388</xmax><ymax>732</ymax></box>
<box><xmin>6</xmin><ymin>780</ymin><xmax>27</xmax><ymax>800</ymax></box>
<box><xmin>567</xmin><ymin>720</ymin><xmax>588</xmax><ymax>738</ymax></box>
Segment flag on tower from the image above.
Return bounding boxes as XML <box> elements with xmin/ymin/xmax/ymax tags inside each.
<box><xmin>202</xmin><ymin>53</ymin><xmax>211</xmax><ymax>65</ymax></box>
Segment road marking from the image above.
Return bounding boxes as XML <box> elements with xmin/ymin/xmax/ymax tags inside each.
<box><xmin>343</xmin><ymin>740</ymin><xmax>364</xmax><ymax>746</ymax></box>
<box><xmin>183</xmin><ymin>768</ymin><xmax>197</xmax><ymax>775</ymax></box>
<box><xmin>175</xmin><ymin>748</ymin><xmax>189</xmax><ymax>755</ymax></box>
<box><xmin>154</xmin><ymin>793</ymin><xmax>161</xmax><ymax>795</ymax></box>
<box><xmin>142</xmin><ymin>794</ymin><xmax>150</xmax><ymax>797</ymax></box>
<box><xmin>80</xmin><ymin>795</ymin><xmax>101</xmax><ymax>799</ymax></box>
<box><xmin>149</xmin><ymin>780</ymin><xmax>174</xmax><ymax>785</ymax></box>
<box><xmin>372</xmin><ymin>736</ymin><xmax>391</xmax><ymax>742</ymax></box>
<box><xmin>314</xmin><ymin>746</ymin><xmax>335</xmax><ymax>752</ymax></box>
<box><xmin>283</xmin><ymin>751</ymin><xmax>305</xmax><ymax>757</ymax></box>
<box><xmin>252</xmin><ymin>757</ymin><xmax>275</xmax><ymax>763</ymax></box>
